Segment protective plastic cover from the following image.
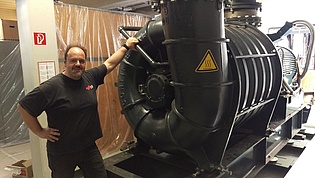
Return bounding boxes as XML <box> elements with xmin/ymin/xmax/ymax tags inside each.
<box><xmin>54</xmin><ymin>3</ymin><xmax>150</xmax><ymax>156</ymax></box>
<box><xmin>0</xmin><ymin>41</ymin><xmax>29</xmax><ymax>147</ymax></box>
<box><xmin>0</xmin><ymin>4</ymin><xmax>150</xmax><ymax>157</ymax></box>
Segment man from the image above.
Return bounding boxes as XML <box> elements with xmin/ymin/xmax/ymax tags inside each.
<box><xmin>17</xmin><ymin>37</ymin><xmax>139</xmax><ymax>178</ymax></box>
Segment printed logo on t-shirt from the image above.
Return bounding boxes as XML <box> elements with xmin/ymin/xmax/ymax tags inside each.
<box><xmin>86</xmin><ymin>85</ymin><xmax>94</xmax><ymax>91</ymax></box>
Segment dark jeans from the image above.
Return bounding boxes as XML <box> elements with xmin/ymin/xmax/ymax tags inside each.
<box><xmin>47</xmin><ymin>143</ymin><xmax>107</xmax><ymax>178</ymax></box>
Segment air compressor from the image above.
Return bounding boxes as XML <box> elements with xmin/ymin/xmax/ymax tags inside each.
<box><xmin>106</xmin><ymin>0</ymin><xmax>314</xmax><ymax>177</ymax></box>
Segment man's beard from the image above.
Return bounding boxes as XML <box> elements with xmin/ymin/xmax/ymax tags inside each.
<box><xmin>71</xmin><ymin>67</ymin><xmax>84</xmax><ymax>79</ymax></box>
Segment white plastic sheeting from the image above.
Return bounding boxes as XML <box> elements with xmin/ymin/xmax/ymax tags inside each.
<box><xmin>0</xmin><ymin>41</ymin><xmax>29</xmax><ymax>147</ymax></box>
<box><xmin>0</xmin><ymin>3</ymin><xmax>150</xmax><ymax>156</ymax></box>
<box><xmin>54</xmin><ymin>3</ymin><xmax>150</xmax><ymax>156</ymax></box>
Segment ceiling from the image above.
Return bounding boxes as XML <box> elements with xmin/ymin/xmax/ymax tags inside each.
<box><xmin>0</xmin><ymin>0</ymin><xmax>156</xmax><ymax>16</ymax></box>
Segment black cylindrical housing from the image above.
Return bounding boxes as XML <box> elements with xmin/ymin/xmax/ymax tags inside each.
<box><xmin>160</xmin><ymin>0</ymin><xmax>231</xmax><ymax>132</ymax></box>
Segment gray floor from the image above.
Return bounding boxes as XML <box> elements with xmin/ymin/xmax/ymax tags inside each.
<box><xmin>1</xmin><ymin>107</ymin><xmax>315</xmax><ymax>178</ymax></box>
<box><xmin>0</xmin><ymin>142</ymin><xmax>31</xmax><ymax>178</ymax></box>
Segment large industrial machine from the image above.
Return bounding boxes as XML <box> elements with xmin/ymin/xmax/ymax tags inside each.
<box><xmin>105</xmin><ymin>0</ymin><xmax>315</xmax><ymax>177</ymax></box>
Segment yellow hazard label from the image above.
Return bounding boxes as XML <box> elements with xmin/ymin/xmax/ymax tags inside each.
<box><xmin>195</xmin><ymin>50</ymin><xmax>219</xmax><ymax>73</ymax></box>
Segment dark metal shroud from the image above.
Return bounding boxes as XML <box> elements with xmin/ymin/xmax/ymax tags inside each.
<box><xmin>117</xmin><ymin>0</ymin><xmax>282</xmax><ymax>174</ymax></box>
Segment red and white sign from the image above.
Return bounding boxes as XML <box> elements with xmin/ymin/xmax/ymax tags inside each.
<box><xmin>34</xmin><ymin>32</ymin><xmax>46</xmax><ymax>45</ymax></box>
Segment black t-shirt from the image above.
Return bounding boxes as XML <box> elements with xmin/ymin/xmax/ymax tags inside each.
<box><xmin>19</xmin><ymin>65</ymin><xmax>107</xmax><ymax>155</ymax></box>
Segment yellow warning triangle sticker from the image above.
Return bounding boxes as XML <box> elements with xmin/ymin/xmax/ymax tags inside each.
<box><xmin>195</xmin><ymin>49</ymin><xmax>219</xmax><ymax>73</ymax></box>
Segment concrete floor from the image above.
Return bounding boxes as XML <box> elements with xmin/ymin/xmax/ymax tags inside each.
<box><xmin>1</xmin><ymin>107</ymin><xmax>315</xmax><ymax>178</ymax></box>
<box><xmin>0</xmin><ymin>142</ymin><xmax>31</xmax><ymax>178</ymax></box>
<box><xmin>0</xmin><ymin>142</ymin><xmax>84</xmax><ymax>178</ymax></box>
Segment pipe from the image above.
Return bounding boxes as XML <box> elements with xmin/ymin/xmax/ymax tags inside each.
<box><xmin>148</xmin><ymin>0</ymin><xmax>232</xmax><ymax>148</ymax></box>
<box><xmin>292</xmin><ymin>20</ymin><xmax>314</xmax><ymax>79</ymax></box>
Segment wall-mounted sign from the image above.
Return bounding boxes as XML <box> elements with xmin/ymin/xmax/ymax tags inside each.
<box><xmin>38</xmin><ymin>61</ymin><xmax>55</xmax><ymax>83</ymax></box>
<box><xmin>34</xmin><ymin>32</ymin><xmax>46</xmax><ymax>45</ymax></box>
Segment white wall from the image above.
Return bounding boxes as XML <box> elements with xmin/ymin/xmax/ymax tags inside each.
<box><xmin>258</xmin><ymin>0</ymin><xmax>315</xmax><ymax>33</ymax></box>
<box><xmin>16</xmin><ymin>0</ymin><xmax>58</xmax><ymax>177</ymax></box>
